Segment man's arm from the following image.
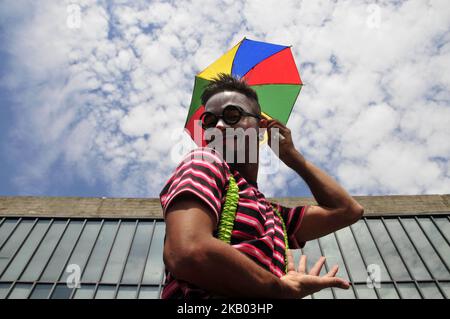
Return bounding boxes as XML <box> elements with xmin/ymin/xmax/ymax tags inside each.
<box><xmin>163</xmin><ymin>193</ymin><xmax>349</xmax><ymax>298</ymax></box>
<box><xmin>263</xmin><ymin>118</ymin><xmax>364</xmax><ymax>243</ymax></box>
<box><xmin>284</xmin><ymin>149</ymin><xmax>364</xmax><ymax>242</ymax></box>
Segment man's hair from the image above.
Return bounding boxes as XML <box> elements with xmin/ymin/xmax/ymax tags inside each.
<box><xmin>201</xmin><ymin>73</ymin><xmax>261</xmax><ymax>114</ymax></box>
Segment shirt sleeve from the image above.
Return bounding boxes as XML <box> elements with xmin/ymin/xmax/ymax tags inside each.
<box><xmin>271</xmin><ymin>202</ymin><xmax>309</xmax><ymax>249</ymax></box>
<box><xmin>159</xmin><ymin>147</ymin><xmax>230</xmax><ymax>229</ymax></box>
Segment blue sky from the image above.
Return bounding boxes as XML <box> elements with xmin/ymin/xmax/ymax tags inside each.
<box><xmin>0</xmin><ymin>0</ymin><xmax>449</xmax><ymax>199</ymax></box>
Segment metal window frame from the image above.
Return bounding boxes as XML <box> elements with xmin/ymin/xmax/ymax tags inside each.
<box><xmin>0</xmin><ymin>215</ymin><xmax>449</xmax><ymax>299</ymax></box>
<box><xmin>348</xmin><ymin>223</ymin><xmax>381</xmax><ymax>299</ymax></box>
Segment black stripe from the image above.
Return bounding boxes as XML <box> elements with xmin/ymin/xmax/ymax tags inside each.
<box><xmin>236</xmin><ymin>206</ymin><xmax>266</xmax><ymax>224</ymax></box>
<box><xmin>233</xmin><ymin>221</ymin><xmax>262</xmax><ymax>239</ymax></box>
<box><xmin>176</xmin><ymin>161</ymin><xmax>227</xmax><ymax>187</ymax></box>
<box><xmin>174</xmin><ymin>170</ymin><xmax>223</xmax><ymax>200</ymax></box>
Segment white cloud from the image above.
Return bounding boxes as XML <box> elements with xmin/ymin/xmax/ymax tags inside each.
<box><xmin>1</xmin><ymin>0</ymin><xmax>449</xmax><ymax>198</ymax></box>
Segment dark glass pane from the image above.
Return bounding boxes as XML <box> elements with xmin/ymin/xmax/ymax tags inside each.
<box><xmin>418</xmin><ymin>218</ymin><xmax>450</xmax><ymax>271</ymax></box>
<box><xmin>317</xmin><ymin>234</ymin><xmax>355</xmax><ymax>299</ymax></box>
<box><xmin>383</xmin><ymin>218</ymin><xmax>430</xmax><ymax>281</ymax></box>
<box><xmin>95</xmin><ymin>285</ymin><xmax>116</xmax><ymax>299</ymax></box>
<box><xmin>377</xmin><ymin>283</ymin><xmax>399</xmax><ymax>299</ymax></box>
<box><xmin>73</xmin><ymin>284</ymin><xmax>96</xmax><ymax>299</ymax></box>
<box><xmin>0</xmin><ymin>282</ymin><xmax>12</xmax><ymax>299</ymax></box>
<box><xmin>301</xmin><ymin>239</ymin><xmax>328</xmax><ymax>276</ymax></box>
<box><xmin>351</xmin><ymin>221</ymin><xmax>391</xmax><ymax>281</ymax></box>
<box><xmin>433</xmin><ymin>217</ymin><xmax>450</xmax><ymax>243</ymax></box>
<box><xmin>60</xmin><ymin>221</ymin><xmax>102</xmax><ymax>282</ymax></box>
<box><xmin>82</xmin><ymin>221</ymin><xmax>118</xmax><ymax>282</ymax></box>
<box><xmin>402</xmin><ymin>218</ymin><xmax>450</xmax><ymax>280</ymax></box>
<box><xmin>366</xmin><ymin>219</ymin><xmax>411</xmax><ymax>281</ymax></box>
<box><xmin>122</xmin><ymin>221</ymin><xmax>154</xmax><ymax>284</ymax></box>
<box><xmin>40</xmin><ymin>220</ymin><xmax>84</xmax><ymax>281</ymax></box>
<box><xmin>21</xmin><ymin>220</ymin><xmax>67</xmax><ymax>281</ymax></box>
<box><xmin>29</xmin><ymin>284</ymin><xmax>53</xmax><ymax>299</ymax></box>
<box><xmin>117</xmin><ymin>285</ymin><xmax>137</xmax><ymax>299</ymax></box>
<box><xmin>317</xmin><ymin>234</ymin><xmax>350</xmax><ymax>280</ymax></box>
<box><xmin>101</xmin><ymin>221</ymin><xmax>136</xmax><ymax>283</ymax></box>
<box><xmin>1</xmin><ymin>219</ymin><xmax>51</xmax><ymax>281</ymax></box>
<box><xmin>334</xmin><ymin>287</ymin><xmax>356</xmax><ymax>299</ymax></box>
<box><xmin>335</xmin><ymin>227</ymin><xmax>368</xmax><ymax>282</ymax></box>
<box><xmin>50</xmin><ymin>284</ymin><xmax>74</xmax><ymax>299</ymax></box>
<box><xmin>312</xmin><ymin>288</ymin><xmax>334</xmax><ymax>299</ymax></box>
<box><xmin>440</xmin><ymin>282</ymin><xmax>450</xmax><ymax>299</ymax></box>
<box><xmin>142</xmin><ymin>222</ymin><xmax>165</xmax><ymax>284</ymax></box>
<box><xmin>398</xmin><ymin>283</ymin><xmax>421</xmax><ymax>299</ymax></box>
<box><xmin>0</xmin><ymin>219</ymin><xmax>35</xmax><ymax>274</ymax></box>
<box><xmin>0</xmin><ymin>219</ymin><xmax>19</xmax><ymax>248</ymax></box>
<box><xmin>354</xmin><ymin>284</ymin><xmax>377</xmax><ymax>299</ymax></box>
<box><xmin>7</xmin><ymin>283</ymin><xmax>32</xmax><ymax>299</ymax></box>
<box><xmin>138</xmin><ymin>286</ymin><xmax>160</xmax><ymax>299</ymax></box>
<box><xmin>419</xmin><ymin>282</ymin><xmax>444</xmax><ymax>299</ymax></box>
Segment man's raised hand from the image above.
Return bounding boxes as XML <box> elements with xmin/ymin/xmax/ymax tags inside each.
<box><xmin>279</xmin><ymin>250</ymin><xmax>350</xmax><ymax>299</ymax></box>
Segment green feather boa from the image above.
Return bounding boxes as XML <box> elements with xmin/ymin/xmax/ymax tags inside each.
<box><xmin>218</xmin><ymin>174</ymin><xmax>290</xmax><ymax>274</ymax></box>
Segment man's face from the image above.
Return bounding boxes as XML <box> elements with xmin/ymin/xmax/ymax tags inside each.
<box><xmin>204</xmin><ymin>90</ymin><xmax>260</xmax><ymax>163</ymax></box>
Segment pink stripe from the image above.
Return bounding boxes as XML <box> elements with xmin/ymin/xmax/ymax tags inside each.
<box><xmin>272</xmin><ymin>266</ymin><xmax>285</xmax><ymax>277</ymax></box>
<box><xmin>273</xmin><ymin>236</ymin><xmax>285</xmax><ymax>248</ymax></box>
<box><xmin>170</xmin><ymin>165</ymin><xmax>221</xmax><ymax>190</ymax></box>
<box><xmin>161</xmin><ymin>280</ymin><xmax>179</xmax><ymax>298</ymax></box>
<box><xmin>177</xmin><ymin>158</ymin><xmax>225</xmax><ymax>182</ymax></box>
<box><xmin>235</xmin><ymin>213</ymin><xmax>264</xmax><ymax>235</ymax></box>
<box><xmin>264</xmin><ymin>219</ymin><xmax>274</xmax><ymax>226</ymax></box>
<box><xmin>260</xmin><ymin>236</ymin><xmax>274</xmax><ymax>250</ymax></box>
<box><xmin>257</xmin><ymin>201</ymin><xmax>268</xmax><ymax>210</ymax></box>
<box><xmin>168</xmin><ymin>177</ymin><xmax>221</xmax><ymax>209</ymax></box>
<box><xmin>236</xmin><ymin>179</ymin><xmax>247</xmax><ymax>186</ymax></box>
<box><xmin>274</xmin><ymin>224</ymin><xmax>284</xmax><ymax>235</ymax></box>
<box><xmin>239</xmin><ymin>202</ymin><xmax>259</xmax><ymax>211</ymax></box>
<box><xmin>273</xmin><ymin>250</ymin><xmax>285</xmax><ymax>264</ymax></box>
<box><xmin>238</xmin><ymin>201</ymin><xmax>265</xmax><ymax>218</ymax></box>
<box><xmin>239</xmin><ymin>188</ymin><xmax>254</xmax><ymax>196</ymax></box>
<box><xmin>234</xmin><ymin>243</ymin><xmax>271</xmax><ymax>268</ymax></box>
<box><xmin>232</xmin><ymin>230</ymin><xmax>256</xmax><ymax>240</ymax></box>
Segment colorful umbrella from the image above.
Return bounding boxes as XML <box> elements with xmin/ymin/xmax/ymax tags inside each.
<box><xmin>184</xmin><ymin>37</ymin><xmax>302</xmax><ymax>146</ymax></box>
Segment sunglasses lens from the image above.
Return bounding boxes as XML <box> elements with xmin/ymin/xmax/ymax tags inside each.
<box><xmin>201</xmin><ymin>113</ymin><xmax>217</xmax><ymax>129</ymax></box>
<box><xmin>223</xmin><ymin>106</ymin><xmax>241</xmax><ymax>124</ymax></box>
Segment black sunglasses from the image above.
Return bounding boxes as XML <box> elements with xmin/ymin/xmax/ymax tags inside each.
<box><xmin>199</xmin><ymin>104</ymin><xmax>261</xmax><ymax>130</ymax></box>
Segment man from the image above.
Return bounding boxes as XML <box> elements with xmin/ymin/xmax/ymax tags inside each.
<box><xmin>160</xmin><ymin>74</ymin><xmax>364</xmax><ymax>299</ymax></box>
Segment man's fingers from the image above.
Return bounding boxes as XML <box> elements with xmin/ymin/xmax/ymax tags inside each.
<box><xmin>267</xmin><ymin>121</ymin><xmax>289</xmax><ymax>134</ymax></box>
<box><xmin>298</xmin><ymin>255</ymin><xmax>307</xmax><ymax>274</ymax></box>
<box><xmin>325</xmin><ymin>265</ymin><xmax>339</xmax><ymax>277</ymax></box>
<box><xmin>286</xmin><ymin>249</ymin><xmax>295</xmax><ymax>273</ymax></box>
<box><xmin>309</xmin><ymin>256</ymin><xmax>326</xmax><ymax>276</ymax></box>
<box><xmin>321</xmin><ymin>277</ymin><xmax>350</xmax><ymax>290</ymax></box>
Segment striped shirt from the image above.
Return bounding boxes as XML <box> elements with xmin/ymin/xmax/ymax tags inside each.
<box><xmin>159</xmin><ymin>147</ymin><xmax>308</xmax><ymax>299</ymax></box>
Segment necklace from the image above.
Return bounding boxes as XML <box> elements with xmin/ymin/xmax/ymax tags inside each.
<box><xmin>217</xmin><ymin>174</ymin><xmax>290</xmax><ymax>274</ymax></box>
